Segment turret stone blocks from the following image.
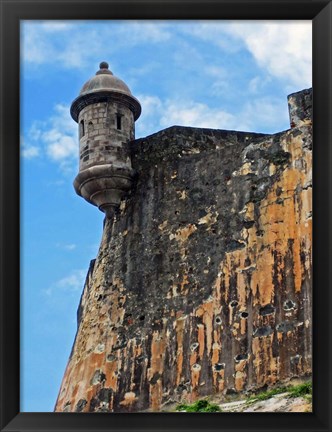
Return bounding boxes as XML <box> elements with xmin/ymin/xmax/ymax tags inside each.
<box><xmin>71</xmin><ymin>62</ymin><xmax>140</xmax><ymax>218</ymax></box>
<box><xmin>55</xmin><ymin>64</ymin><xmax>312</xmax><ymax>412</ymax></box>
<box><xmin>77</xmin><ymin>102</ymin><xmax>134</xmax><ymax>170</ymax></box>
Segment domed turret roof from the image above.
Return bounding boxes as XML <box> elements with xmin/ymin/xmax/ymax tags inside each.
<box><xmin>79</xmin><ymin>62</ymin><xmax>133</xmax><ymax>97</ymax></box>
<box><xmin>70</xmin><ymin>62</ymin><xmax>141</xmax><ymax>122</ymax></box>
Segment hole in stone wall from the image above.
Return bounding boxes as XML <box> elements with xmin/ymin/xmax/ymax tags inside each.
<box><xmin>290</xmin><ymin>354</ymin><xmax>301</xmax><ymax>364</ymax></box>
<box><xmin>283</xmin><ymin>300</ymin><xmax>296</xmax><ymax>311</ymax></box>
<box><xmin>106</xmin><ymin>353</ymin><xmax>116</xmax><ymax>362</ymax></box>
<box><xmin>253</xmin><ymin>325</ymin><xmax>273</xmax><ymax>338</ymax></box>
<box><xmin>234</xmin><ymin>353</ymin><xmax>248</xmax><ymax>362</ymax></box>
<box><xmin>259</xmin><ymin>304</ymin><xmax>275</xmax><ymax>316</ymax></box>
<box><xmin>243</xmin><ymin>220</ymin><xmax>255</xmax><ymax>229</ymax></box>
<box><xmin>139</xmin><ymin>315</ymin><xmax>145</xmax><ymax>321</ymax></box>
<box><xmin>116</xmin><ymin>114</ymin><xmax>122</xmax><ymax>130</ymax></box>
<box><xmin>239</xmin><ymin>311</ymin><xmax>249</xmax><ymax>319</ymax></box>
<box><xmin>190</xmin><ymin>342</ymin><xmax>199</xmax><ymax>352</ymax></box>
<box><xmin>75</xmin><ymin>399</ymin><xmax>87</xmax><ymax>412</ymax></box>
<box><xmin>79</xmin><ymin>120</ymin><xmax>85</xmax><ymax>138</ymax></box>
<box><xmin>230</xmin><ymin>300</ymin><xmax>238</xmax><ymax>308</ymax></box>
<box><xmin>276</xmin><ymin>321</ymin><xmax>295</xmax><ymax>333</ymax></box>
<box><xmin>215</xmin><ymin>316</ymin><xmax>222</xmax><ymax>325</ymax></box>
<box><xmin>213</xmin><ymin>363</ymin><xmax>225</xmax><ymax>371</ymax></box>
<box><xmin>90</xmin><ymin>370</ymin><xmax>106</xmax><ymax>385</ymax></box>
<box><xmin>192</xmin><ymin>363</ymin><xmax>201</xmax><ymax>371</ymax></box>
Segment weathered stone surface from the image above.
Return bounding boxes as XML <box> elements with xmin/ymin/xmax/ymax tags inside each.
<box><xmin>72</xmin><ymin>63</ymin><xmax>141</xmax><ymax>218</ymax></box>
<box><xmin>55</xmin><ymin>89</ymin><xmax>312</xmax><ymax>413</ymax></box>
<box><xmin>288</xmin><ymin>88</ymin><xmax>312</xmax><ymax>128</ymax></box>
<box><xmin>220</xmin><ymin>393</ymin><xmax>311</xmax><ymax>413</ymax></box>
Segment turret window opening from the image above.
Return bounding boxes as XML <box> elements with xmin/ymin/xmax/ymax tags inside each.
<box><xmin>79</xmin><ymin>120</ymin><xmax>85</xmax><ymax>138</ymax></box>
<box><xmin>116</xmin><ymin>114</ymin><xmax>122</xmax><ymax>130</ymax></box>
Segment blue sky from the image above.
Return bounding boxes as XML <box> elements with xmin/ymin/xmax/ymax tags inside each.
<box><xmin>20</xmin><ymin>20</ymin><xmax>312</xmax><ymax>412</ymax></box>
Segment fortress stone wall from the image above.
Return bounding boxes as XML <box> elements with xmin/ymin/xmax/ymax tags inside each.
<box><xmin>55</xmin><ymin>87</ymin><xmax>312</xmax><ymax>413</ymax></box>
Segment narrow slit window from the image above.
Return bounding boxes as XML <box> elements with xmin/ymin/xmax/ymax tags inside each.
<box><xmin>79</xmin><ymin>120</ymin><xmax>85</xmax><ymax>138</ymax></box>
<box><xmin>116</xmin><ymin>114</ymin><xmax>122</xmax><ymax>130</ymax></box>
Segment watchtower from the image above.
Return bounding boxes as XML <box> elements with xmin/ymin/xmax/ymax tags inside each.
<box><xmin>70</xmin><ymin>62</ymin><xmax>141</xmax><ymax>218</ymax></box>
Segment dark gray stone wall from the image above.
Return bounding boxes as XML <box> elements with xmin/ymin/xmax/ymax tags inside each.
<box><xmin>55</xmin><ymin>90</ymin><xmax>312</xmax><ymax>413</ymax></box>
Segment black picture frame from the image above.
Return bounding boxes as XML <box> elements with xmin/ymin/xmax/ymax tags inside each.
<box><xmin>0</xmin><ymin>1</ymin><xmax>331</xmax><ymax>431</ymax></box>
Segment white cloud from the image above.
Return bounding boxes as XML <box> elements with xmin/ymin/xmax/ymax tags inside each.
<box><xmin>178</xmin><ymin>20</ymin><xmax>311</xmax><ymax>89</ymax></box>
<box><xmin>56</xmin><ymin>269</ymin><xmax>86</xmax><ymax>290</ymax></box>
<box><xmin>21</xmin><ymin>20</ymin><xmax>311</xmax><ymax>91</ymax></box>
<box><xmin>203</xmin><ymin>65</ymin><xmax>231</xmax><ymax>97</ymax></box>
<box><xmin>25</xmin><ymin>103</ymin><xmax>78</xmax><ymax>173</ymax></box>
<box><xmin>28</xmin><ymin>122</ymin><xmax>43</xmax><ymax>140</ymax></box>
<box><xmin>137</xmin><ymin>94</ymin><xmax>246</xmax><ymax>135</ymax></box>
<box><xmin>136</xmin><ymin>92</ymin><xmax>289</xmax><ymax>136</ymax></box>
<box><xmin>240</xmin><ymin>97</ymin><xmax>289</xmax><ymax>133</ymax></box>
<box><xmin>21</xmin><ymin>21</ymin><xmax>97</xmax><ymax>67</ymax></box>
<box><xmin>161</xmin><ymin>100</ymin><xmax>237</xmax><ymax>130</ymax></box>
<box><xmin>43</xmin><ymin>269</ymin><xmax>86</xmax><ymax>297</ymax></box>
<box><xmin>20</xmin><ymin>135</ymin><xmax>39</xmax><ymax>159</ymax></box>
<box><xmin>56</xmin><ymin>243</ymin><xmax>77</xmax><ymax>251</ymax></box>
<box><xmin>247</xmin><ymin>76</ymin><xmax>272</xmax><ymax>94</ymax></box>
<box><xmin>45</xmin><ymin>131</ymin><xmax>76</xmax><ymax>161</ymax></box>
<box><xmin>179</xmin><ymin>21</ymin><xmax>242</xmax><ymax>53</ymax></box>
<box><xmin>135</xmin><ymin>94</ymin><xmax>164</xmax><ymax>136</ymax></box>
<box><xmin>224</xmin><ymin>21</ymin><xmax>312</xmax><ymax>88</ymax></box>
<box><xmin>21</xmin><ymin>145</ymin><xmax>40</xmax><ymax>159</ymax></box>
<box><xmin>21</xmin><ymin>21</ymin><xmax>171</xmax><ymax>68</ymax></box>
<box><xmin>40</xmin><ymin>21</ymin><xmax>74</xmax><ymax>32</ymax></box>
<box><xmin>115</xmin><ymin>21</ymin><xmax>171</xmax><ymax>44</ymax></box>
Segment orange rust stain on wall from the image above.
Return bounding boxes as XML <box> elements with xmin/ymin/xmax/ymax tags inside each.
<box><xmin>148</xmin><ymin>331</ymin><xmax>166</xmax><ymax>380</ymax></box>
<box><xmin>252</xmin><ymin>334</ymin><xmax>279</xmax><ymax>387</ymax></box>
<box><xmin>150</xmin><ymin>380</ymin><xmax>163</xmax><ymax>411</ymax></box>
<box><xmin>202</xmin><ymin>301</ymin><xmax>214</xmax><ymax>355</ymax></box>
<box><xmin>105</xmin><ymin>360</ymin><xmax>119</xmax><ymax>391</ymax></box>
<box><xmin>175</xmin><ymin>317</ymin><xmax>186</xmax><ymax>386</ymax></box>
<box><xmin>169</xmin><ymin>224</ymin><xmax>197</xmax><ymax>243</ymax></box>
<box><xmin>55</xmin><ymin>124</ymin><xmax>312</xmax><ymax>413</ymax></box>
<box><xmin>191</xmin><ymin>364</ymin><xmax>201</xmax><ymax>399</ymax></box>
<box><xmin>217</xmin><ymin>129</ymin><xmax>312</xmax><ymax>308</ymax></box>
<box><xmin>234</xmin><ymin>360</ymin><xmax>247</xmax><ymax>392</ymax></box>
<box><xmin>120</xmin><ymin>392</ymin><xmax>138</xmax><ymax>407</ymax></box>
<box><xmin>196</xmin><ymin>323</ymin><xmax>205</xmax><ymax>360</ymax></box>
<box><xmin>240</xmin><ymin>317</ymin><xmax>247</xmax><ymax>335</ymax></box>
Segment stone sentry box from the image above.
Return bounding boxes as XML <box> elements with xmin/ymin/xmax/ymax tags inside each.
<box><xmin>70</xmin><ymin>62</ymin><xmax>141</xmax><ymax>218</ymax></box>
